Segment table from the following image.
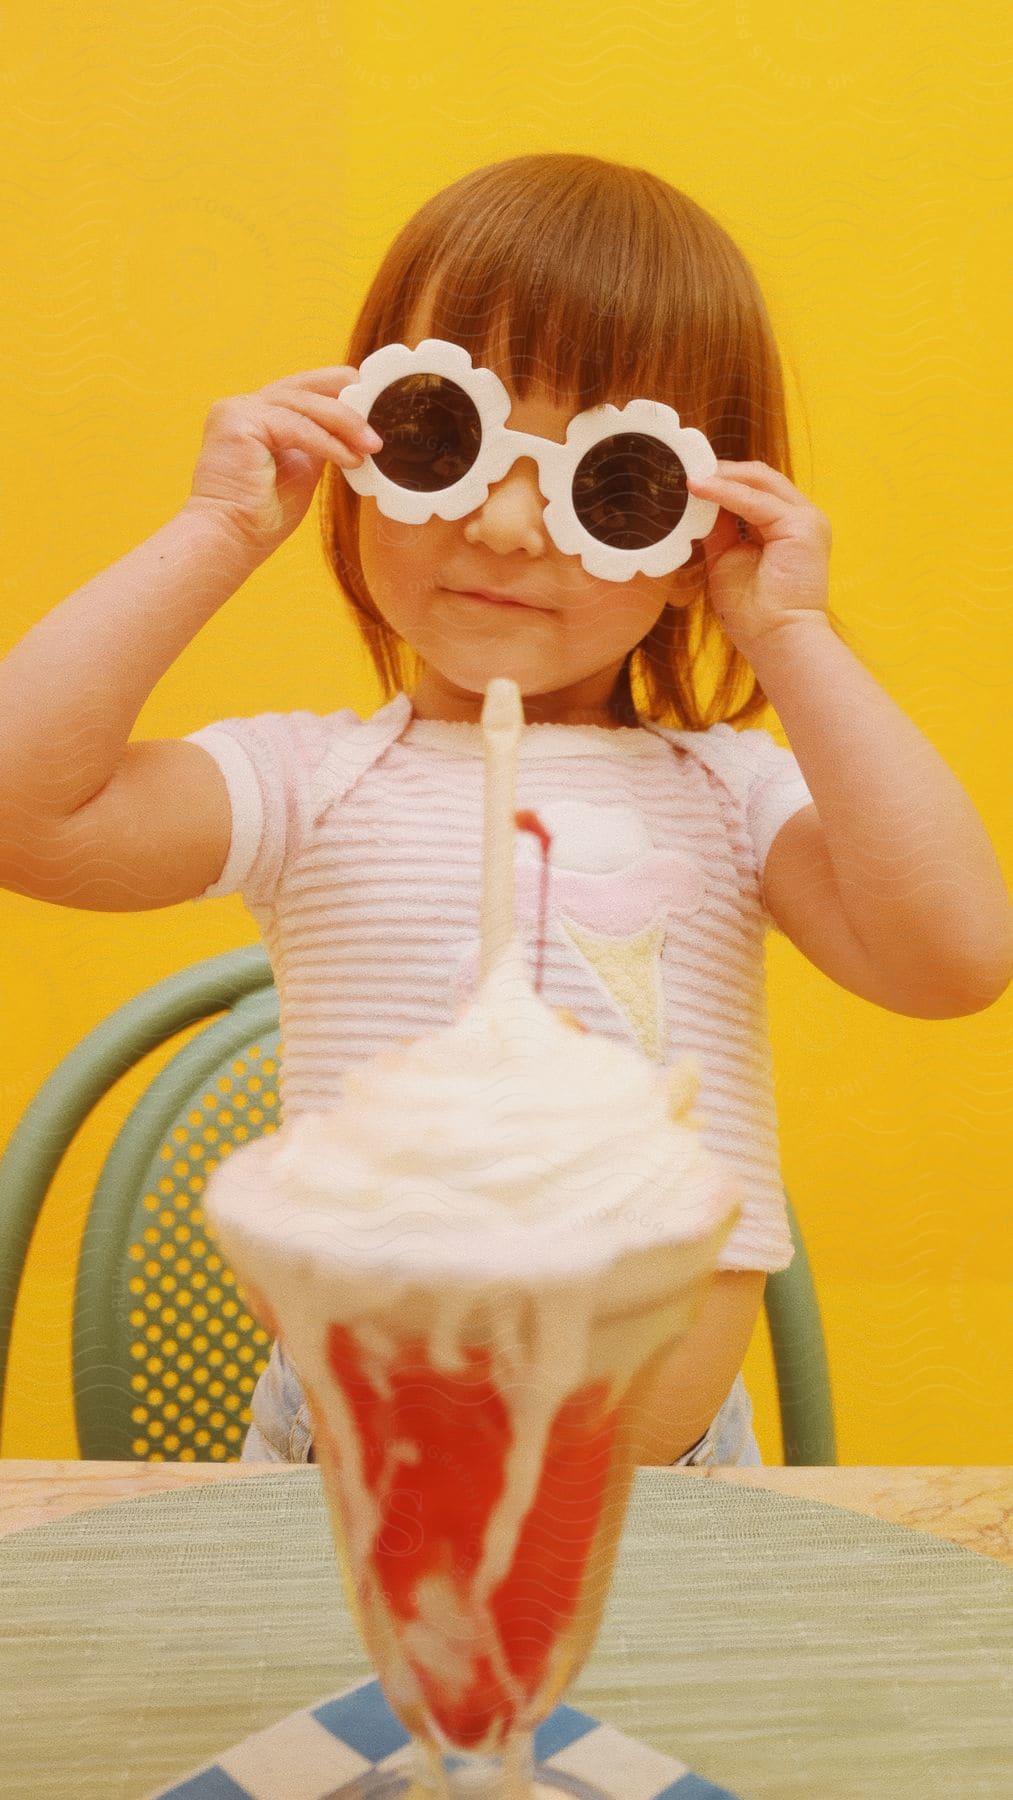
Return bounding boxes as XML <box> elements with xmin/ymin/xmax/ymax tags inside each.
<box><xmin>3</xmin><ymin>1460</ymin><xmax>1012</xmax><ymax>1563</ymax></box>
<box><xmin>1</xmin><ymin>1462</ymin><xmax>1010</xmax><ymax>1799</ymax></box>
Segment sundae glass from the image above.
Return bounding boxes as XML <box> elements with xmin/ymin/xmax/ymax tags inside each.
<box><xmin>205</xmin><ymin>680</ymin><xmax>741</xmax><ymax>1799</ymax></box>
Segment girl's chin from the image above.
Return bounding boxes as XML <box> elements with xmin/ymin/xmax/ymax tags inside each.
<box><xmin>418</xmin><ymin>647</ymin><xmax>555</xmax><ymax>698</ymax></box>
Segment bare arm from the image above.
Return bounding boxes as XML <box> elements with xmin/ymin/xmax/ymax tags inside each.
<box><xmin>635</xmin><ymin>1271</ymin><xmax>766</xmax><ymax>1464</ymax></box>
<box><xmin>687</xmin><ymin>460</ymin><xmax>1013</xmax><ymax>1017</ymax></box>
<box><xmin>751</xmin><ymin>618</ymin><xmax>1013</xmax><ymax>1016</ymax></box>
<box><xmin>0</xmin><ymin>506</ymin><xmax>267</xmax><ymax>821</ymax></box>
<box><xmin>0</xmin><ymin>507</ymin><xmax>264</xmax><ymax>907</ymax></box>
<box><xmin>0</xmin><ymin>364</ymin><xmax>378</xmax><ymax>909</ymax></box>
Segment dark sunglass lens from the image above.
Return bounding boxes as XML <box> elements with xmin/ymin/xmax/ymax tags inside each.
<box><xmin>366</xmin><ymin>374</ymin><xmax>482</xmax><ymax>493</ymax></box>
<box><xmin>572</xmin><ymin>433</ymin><xmax>689</xmax><ymax>550</ymax></box>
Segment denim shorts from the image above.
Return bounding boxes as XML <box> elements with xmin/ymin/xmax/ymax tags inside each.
<box><xmin>241</xmin><ymin>1340</ymin><xmax>763</xmax><ymax>1468</ymax></box>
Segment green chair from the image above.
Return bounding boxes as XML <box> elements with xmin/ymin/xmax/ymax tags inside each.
<box><xmin>0</xmin><ymin>948</ymin><xmax>836</xmax><ymax>1464</ymax></box>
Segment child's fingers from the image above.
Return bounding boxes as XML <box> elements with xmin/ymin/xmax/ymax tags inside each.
<box><xmin>279</xmin><ymin>391</ymin><xmax>383</xmax><ymax>456</ymax></box>
<box><xmin>688</xmin><ymin>473</ymin><xmax>785</xmax><ymax>528</ymax></box>
<box><xmin>270</xmin><ymin>365</ymin><xmax>361</xmax><ymax>393</ymax></box>
<box><xmin>692</xmin><ymin>461</ymin><xmax>801</xmax><ymax>501</ymax></box>
<box><xmin>261</xmin><ymin>402</ymin><xmax>374</xmax><ymax>469</ymax></box>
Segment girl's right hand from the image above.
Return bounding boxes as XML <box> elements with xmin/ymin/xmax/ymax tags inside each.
<box><xmin>183</xmin><ymin>365</ymin><xmax>382</xmax><ymax>557</ymax></box>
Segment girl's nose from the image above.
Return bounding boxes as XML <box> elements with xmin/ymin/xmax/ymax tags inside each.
<box><xmin>462</xmin><ymin>456</ymin><xmax>548</xmax><ymax>558</ymax></box>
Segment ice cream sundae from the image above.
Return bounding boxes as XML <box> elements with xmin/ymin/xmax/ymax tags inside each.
<box><xmin>205</xmin><ymin>679</ymin><xmax>741</xmax><ymax>1796</ymax></box>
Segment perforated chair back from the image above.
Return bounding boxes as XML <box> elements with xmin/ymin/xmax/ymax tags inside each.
<box><xmin>1</xmin><ymin>949</ymin><xmax>835</xmax><ymax>1463</ymax></box>
<box><xmin>0</xmin><ymin>948</ymin><xmax>277</xmax><ymax>1460</ymax></box>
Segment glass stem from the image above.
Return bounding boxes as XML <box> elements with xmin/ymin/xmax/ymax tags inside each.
<box><xmin>409</xmin><ymin>1730</ymin><xmax>535</xmax><ymax>1797</ymax></box>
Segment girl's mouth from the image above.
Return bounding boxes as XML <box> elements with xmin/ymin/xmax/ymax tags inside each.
<box><xmin>451</xmin><ymin>588</ymin><xmax>544</xmax><ymax>610</ymax></box>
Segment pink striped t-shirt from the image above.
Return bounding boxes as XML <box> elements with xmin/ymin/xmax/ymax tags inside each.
<box><xmin>186</xmin><ymin>692</ymin><xmax>814</xmax><ymax>1273</ymax></box>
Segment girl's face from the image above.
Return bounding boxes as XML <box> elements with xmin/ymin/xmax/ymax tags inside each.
<box><xmin>357</xmin><ymin>323</ymin><xmax>696</xmax><ymax>726</ymax></box>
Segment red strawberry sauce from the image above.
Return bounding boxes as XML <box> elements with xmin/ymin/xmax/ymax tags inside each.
<box><xmin>325</xmin><ymin>1322</ymin><xmax>619</xmax><ymax>1746</ymax></box>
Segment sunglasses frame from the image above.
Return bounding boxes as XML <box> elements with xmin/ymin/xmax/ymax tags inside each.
<box><xmin>339</xmin><ymin>338</ymin><xmax>720</xmax><ymax>582</ymax></box>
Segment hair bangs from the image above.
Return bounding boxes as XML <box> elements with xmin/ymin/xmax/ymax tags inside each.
<box><xmin>419</xmin><ymin>199</ymin><xmax>680</xmax><ymax>411</ymax></box>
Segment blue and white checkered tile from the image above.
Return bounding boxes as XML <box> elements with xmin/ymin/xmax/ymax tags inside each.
<box><xmin>147</xmin><ymin>1675</ymin><xmax>744</xmax><ymax>1800</ymax></box>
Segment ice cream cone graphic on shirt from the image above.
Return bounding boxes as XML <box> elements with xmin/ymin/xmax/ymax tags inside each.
<box><xmin>451</xmin><ymin>800</ymin><xmax>705</xmax><ymax>1059</ymax></box>
<box><xmin>556</xmin><ymin>914</ymin><xmax>668</xmax><ymax>1059</ymax></box>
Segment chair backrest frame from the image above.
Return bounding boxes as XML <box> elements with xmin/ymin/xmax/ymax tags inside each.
<box><xmin>0</xmin><ymin>947</ymin><xmax>273</xmax><ymax>1438</ymax></box>
<box><xmin>767</xmin><ymin>1196</ymin><xmax>836</xmax><ymax>1463</ymax></box>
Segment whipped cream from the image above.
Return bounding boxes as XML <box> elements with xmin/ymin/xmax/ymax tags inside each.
<box><xmin>208</xmin><ymin>936</ymin><xmax>738</xmax><ymax>1289</ymax></box>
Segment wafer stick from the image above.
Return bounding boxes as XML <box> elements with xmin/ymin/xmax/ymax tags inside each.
<box><xmin>479</xmin><ymin>678</ymin><xmax>524</xmax><ymax>979</ymax></box>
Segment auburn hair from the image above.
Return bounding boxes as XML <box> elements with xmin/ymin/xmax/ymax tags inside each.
<box><xmin>320</xmin><ymin>153</ymin><xmax>827</xmax><ymax>729</ymax></box>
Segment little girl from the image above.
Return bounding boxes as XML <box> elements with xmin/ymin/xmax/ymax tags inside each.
<box><xmin>1</xmin><ymin>154</ymin><xmax>1010</xmax><ymax>1467</ymax></box>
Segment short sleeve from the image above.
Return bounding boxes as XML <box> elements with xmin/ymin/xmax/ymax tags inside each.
<box><xmin>643</xmin><ymin>718</ymin><xmax>814</xmax><ymax>936</ymax></box>
<box><xmin>714</xmin><ymin>1184</ymin><xmax>795</xmax><ymax>1274</ymax></box>
<box><xmin>729</xmin><ymin>726</ymin><xmax>815</xmax><ymax>875</ymax></box>
<box><xmin>183</xmin><ymin>710</ymin><xmax>344</xmax><ymax>905</ymax></box>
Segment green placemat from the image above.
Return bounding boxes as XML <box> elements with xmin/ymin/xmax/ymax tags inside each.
<box><xmin>0</xmin><ymin>1468</ymin><xmax>1009</xmax><ymax>1799</ymax></box>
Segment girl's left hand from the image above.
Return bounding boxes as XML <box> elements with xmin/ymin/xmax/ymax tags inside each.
<box><xmin>687</xmin><ymin>461</ymin><xmax>832</xmax><ymax>657</ymax></box>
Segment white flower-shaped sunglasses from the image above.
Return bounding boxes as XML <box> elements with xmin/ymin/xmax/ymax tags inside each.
<box><xmin>339</xmin><ymin>338</ymin><xmax>720</xmax><ymax>583</ymax></box>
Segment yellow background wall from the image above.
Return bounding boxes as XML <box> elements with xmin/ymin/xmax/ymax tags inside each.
<box><xmin>1</xmin><ymin>3</ymin><xmax>1010</xmax><ymax>1463</ymax></box>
